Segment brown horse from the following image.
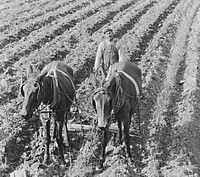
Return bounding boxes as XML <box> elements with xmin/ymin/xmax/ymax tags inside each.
<box><xmin>91</xmin><ymin>61</ymin><xmax>142</xmax><ymax>169</ymax></box>
<box><xmin>20</xmin><ymin>61</ymin><xmax>75</xmax><ymax>165</ymax></box>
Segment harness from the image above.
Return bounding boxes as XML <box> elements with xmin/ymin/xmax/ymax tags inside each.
<box><xmin>94</xmin><ymin>71</ymin><xmax>139</xmax><ymax>114</ymax></box>
<box><xmin>36</xmin><ymin>69</ymin><xmax>75</xmax><ymax>114</ymax></box>
<box><xmin>57</xmin><ymin>68</ymin><xmax>76</xmax><ymax>91</ymax></box>
<box><xmin>118</xmin><ymin>71</ymin><xmax>141</xmax><ymax>97</ymax></box>
<box><xmin>93</xmin><ymin>71</ymin><xmax>142</xmax><ymax>138</ymax></box>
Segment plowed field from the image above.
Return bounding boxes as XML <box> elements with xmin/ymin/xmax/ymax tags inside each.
<box><xmin>1</xmin><ymin>0</ymin><xmax>200</xmax><ymax>176</ymax></box>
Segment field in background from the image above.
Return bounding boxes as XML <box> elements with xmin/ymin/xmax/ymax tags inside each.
<box><xmin>1</xmin><ymin>0</ymin><xmax>200</xmax><ymax>176</ymax></box>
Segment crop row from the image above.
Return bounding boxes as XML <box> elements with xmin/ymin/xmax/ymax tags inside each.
<box><xmin>162</xmin><ymin>0</ymin><xmax>200</xmax><ymax>176</ymax></box>
<box><xmin>71</xmin><ymin>0</ymin><xmax>183</xmax><ymax>171</ymax></box>
<box><xmin>86</xmin><ymin>0</ymin><xmax>141</xmax><ymax>35</ymax></box>
<box><xmin>69</xmin><ymin>0</ymin><xmax>155</xmax><ymax>65</ymax></box>
<box><xmin>0</xmin><ymin>0</ymin><xmax>77</xmax><ymax>33</ymax></box>
<box><xmin>0</xmin><ymin>0</ymin><xmax>15</xmax><ymax>9</ymax></box>
<box><xmin>0</xmin><ymin>0</ymin><xmax>180</xmax><ymax>96</ymax></box>
<box><xmin>0</xmin><ymin>0</ymin><xmax>115</xmax><ymax>66</ymax></box>
<box><xmin>138</xmin><ymin>0</ymin><xmax>193</xmax><ymax>156</ymax></box>
<box><xmin>69</xmin><ymin>0</ymin><xmax>178</xmax><ymax>83</ymax></box>
<box><xmin>66</xmin><ymin>0</ymin><xmax>156</xmax><ymax>136</ymax></box>
<box><xmin>141</xmin><ymin>0</ymin><xmax>200</xmax><ymax>175</ymax></box>
<box><xmin>11</xmin><ymin>0</ymin><xmax>139</xmax><ymax>70</ymax></box>
<box><xmin>0</xmin><ymin>0</ymin><xmax>92</xmax><ymax>49</ymax></box>
<box><xmin>1</xmin><ymin>0</ymin><xmax>199</xmax><ymax>175</ymax></box>
<box><xmin>0</xmin><ymin>0</ymin><xmax>51</xmax><ymax>22</ymax></box>
<box><xmin>140</xmin><ymin>0</ymin><xmax>187</xmax><ymax>83</ymax></box>
<box><xmin>73</xmin><ymin>0</ymin><xmax>181</xmax><ymax>139</ymax></box>
<box><xmin>69</xmin><ymin>0</ymin><xmax>186</xmax><ymax>173</ymax></box>
<box><xmin>0</xmin><ymin>0</ymin><xmax>178</xmax><ymax>99</ymax></box>
<box><xmin>119</xmin><ymin>0</ymin><xmax>180</xmax><ymax>63</ymax></box>
<box><xmin>66</xmin><ymin>0</ymin><xmax>151</xmax><ymax>82</ymax></box>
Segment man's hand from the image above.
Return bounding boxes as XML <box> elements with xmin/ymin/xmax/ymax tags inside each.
<box><xmin>36</xmin><ymin>75</ymin><xmax>42</xmax><ymax>82</ymax></box>
<box><xmin>92</xmin><ymin>68</ymin><xmax>97</xmax><ymax>77</ymax></box>
<box><xmin>93</xmin><ymin>68</ymin><xmax>97</xmax><ymax>73</ymax></box>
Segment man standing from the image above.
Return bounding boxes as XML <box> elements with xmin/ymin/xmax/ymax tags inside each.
<box><xmin>94</xmin><ymin>28</ymin><xmax>125</xmax><ymax>76</ymax></box>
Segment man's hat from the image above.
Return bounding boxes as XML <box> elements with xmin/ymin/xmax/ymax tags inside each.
<box><xmin>103</xmin><ymin>28</ymin><xmax>113</xmax><ymax>34</ymax></box>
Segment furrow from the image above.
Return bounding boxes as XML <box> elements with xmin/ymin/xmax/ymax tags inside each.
<box><xmin>132</xmin><ymin>0</ymin><xmax>181</xmax><ymax>60</ymax></box>
<box><xmin>0</xmin><ymin>0</ymin><xmax>91</xmax><ymax>49</ymax></box>
<box><xmin>142</xmin><ymin>0</ymin><xmax>200</xmax><ymax>175</ymax></box>
<box><xmin>0</xmin><ymin>0</ymin><xmax>116</xmax><ymax>67</ymax></box>
<box><xmin>87</xmin><ymin>0</ymin><xmax>139</xmax><ymax>34</ymax></box>
<box><xmin>4</xmin><ymin>0</ymin><xmax>135</xmax><ymax>70</ymax></box>
<box><xmin>0</xmin><ymin>0</ymin><xmax>78</xmax><ymax>33</ymax></box>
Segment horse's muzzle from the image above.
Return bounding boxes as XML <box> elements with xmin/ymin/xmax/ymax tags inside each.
<box><xmin>98</xmin><ymin>126</ymin><xmax>106</xmax><ymax>130</ymax></box>
<box><xmin>97</xmin><ymin>117</ymin><xmax>108</xmax><ymax>130</ymax></box>
<box><xmin>20</xmin><ymin>109</ymin><xmax>32</xmax><ymax>120</ymax></box>
<box><xmin>98</xmin><ymin>121</ymin><xmax>108</xmax><ymax>130</ymax></box>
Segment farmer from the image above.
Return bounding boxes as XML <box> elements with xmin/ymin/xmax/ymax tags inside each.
<box><xmin>94</xmin><ymin>28</ymin><xmax>125</xmax><ymax>77</ymax></box>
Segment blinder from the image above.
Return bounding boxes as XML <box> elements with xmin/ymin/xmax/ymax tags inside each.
<box><xmin>92</xmin><ymin>87</ymin><xmax>105</xmax><ymax>112</ymax></box>
<box><xmin>20</xmin><ymin>84</ymin><xmax>25</xmax><ymax>97</ymax></box>
<box><xmin>20</xmin><ymin>80</ymin><xmax>42</xmax><ymax>103</ymax></box>
<box><xmin>92</xmin><ymin>86</ymin><xmax>112</xmax><ymax>114</ymax></box>
<box><xmin>20</xmin><ymin>81</ymin><xmax>28</xmax><ymax>97</ymax></box>
<box><xmin>92</xmin><ymin>99</ymin><xmax>96</xmax><ymax>112</ymax></box>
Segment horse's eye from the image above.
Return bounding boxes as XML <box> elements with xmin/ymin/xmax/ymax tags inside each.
<box><xmin>34</xmin><ymin>83</ymin><xmax>38</xmax><ymax>88</ymax></box>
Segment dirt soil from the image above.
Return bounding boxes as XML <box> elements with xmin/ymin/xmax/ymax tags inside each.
<box><xmin>1</xmin><ymin>0</ymin><xmax>200</xmax><ymax>176</ymax></box>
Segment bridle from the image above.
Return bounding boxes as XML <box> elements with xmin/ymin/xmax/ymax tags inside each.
<box><xmin>93</xmin><ymin>72</ymin><xmax>138</xmax><ymax>115</ymax></box>
<box><xmin>94</xmin><ymin>87</ymin><xmax>107</xmax><ymax>96</ymax></box>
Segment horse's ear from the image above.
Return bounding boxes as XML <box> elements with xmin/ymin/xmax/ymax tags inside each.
<box><xmin>18</xmin><ymin>66</ymin><xmax>26</xmax><ymax>97</ymax></box>
<box><xmin>20</xmin><ymin>83</ymin><xmax>25</xmax><ymax>97</ymax></box>
<box><xmin>19</xmin><ymin>70</ymin><xmax>24</xmax><ymax>97</ymax></box>
<box><xmin>26</xmin><ymin>63</ymin><xmax>34</xmax><ymax>79</ymax></box>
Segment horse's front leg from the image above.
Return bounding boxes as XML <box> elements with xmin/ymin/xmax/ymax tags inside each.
<box><xmin>63</xmin><ymin>112</ymin><xmax>70</xmax><ymax>147</ymax></box>
<box><xmin>117</xmin><ymin>117</ymin><xmax>122</xmax><ymax>145</ymax></box>
<box><xmin>56</xmin><ymin>120</ymin><xmax>66</xmax><ymax>164</ymax></box>
<box><xmin>123</xmin><ymin>112</ymin><xmax>132</xmax><ymax>162</ymax></box>
<box><xmin>52</xmin><ymin>116</ymin><xmax>57</xmax><ymax>140</ymax></box>
<box><xmin>43</xmin><ymin>119</ymin><xmax>51</xmax><ymax>164</ymax></box>
<box><xmin>98</xmin><ymin>128</ymin><xmax>108</xmax><ymax>170</ymax></box>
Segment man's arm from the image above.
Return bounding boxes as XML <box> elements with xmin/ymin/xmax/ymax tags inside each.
<box><xmin>94</xmin><ymin>42</ymin><xmax>104</xmax><ymax>71</ymax></box>
<box><xmin>116</xmin><ymin>42</ymin><xmax>126</xmax><ymax>62</ymax></box>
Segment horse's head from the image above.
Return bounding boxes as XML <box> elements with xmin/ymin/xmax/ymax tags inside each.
<box><xmin>93</xmin><ymin>87</ymin><xmax>111</xmax><ymax>129</ymax></box>
<box><xmin>20</xmin><ymin>78</ymin><xmax>42</xmax><ymax>120</ymax></box>
<box><xmin>92</xmin><ymin>72</ymin><xmax>120</xmax><ymax>129</ymax></box>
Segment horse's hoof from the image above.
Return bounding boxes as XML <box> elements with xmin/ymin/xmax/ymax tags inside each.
<box><xmin>127</xmin><ymin>157</ymin><xmax>133</xmax><ymax>165</ymax></box>
<box><xmin>95</xmin><ymin>165</ymin><xmax>103</xmax><ymax>172</ymax></box>
<box><xmin>59</xmin><ymin>163</ymin><xmax>67</xmax><ymax>170</ymax></box>
<box><xmin>58</xmin><ymin>158</ymin><xmax>67</xmax><ymax>166</ymax></box>
<box><xmin>38</xmin><ymin>163</ymin><xmax>48</xmax><ymax>169</ymax></box>
<box><xmin>42</xmin><ymin>160</ymin><xmax>49</xmax><ymax>165</ymax></box>
<box><xmin>42</xmin><ymin>157</ymin><xmax>50</xmax><ymax>165</ymax></box>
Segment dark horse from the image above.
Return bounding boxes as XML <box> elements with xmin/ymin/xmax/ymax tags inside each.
<box><xmin>20</xmin><ymin>61</ymin><xmax>75</xmax><ymax>165</ymax></box>
<box><xmin>91</xmin><ymin>61</ymin><xmax>142</xmax><ymax>169</ymax></box>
